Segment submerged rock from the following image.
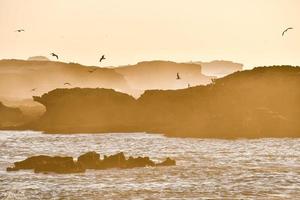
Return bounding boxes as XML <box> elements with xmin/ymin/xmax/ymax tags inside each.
<box><xmin>101</xmin><ymin>152</ymin><xmax>126</xmax><ymax>169</ymax></box>
<box><xmin>156</xmin><ymin>157</ymin><xmax>176</xmax><ymax>166</ymax></box>
<box><xmin>7</xmin><ymin>151</ymin><xmax>176</xmax><ymax>174</ymax></box>
<box><xmin>77</xmin><ymin>151</ymin><xmax>100</xmax><ymax>169</ymax></box>
<box><xmin>8</xmin><ymin>155</ymin><xmax>84</xmax><ymax>174</ymax></box>
<box><xmin>126</xmin><ymin>156</ymin><xmax>155</xmax><ymax>168</ymax></box>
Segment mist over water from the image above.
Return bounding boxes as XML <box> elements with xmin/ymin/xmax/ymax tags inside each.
<box><xmin>0</xmin><ymin>131</ymin><xmax>299</xmax><ymax>199</ymax></box>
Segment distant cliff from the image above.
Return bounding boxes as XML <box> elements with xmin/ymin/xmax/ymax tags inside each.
<box><xmin>0</xmin><ymin>59</ymin><xmax>212</xmax><ymax>104</ymax></box>
<box><xmin>0</xmin><ymin>59</ymin><xmax>214</xmax><ymax>125</ymax></box>
<box><xmin>193</xmin><ymin>60</ymin><xmax>243</xmax><ymax>77</ymax></box>
<box><xmin>0</xmin><ymin>102</ymin><xmax>24</xmax><ymax>127</ymax></box>
<box><xmin>115</xmin><ymin>61</ymin><xmax>213</xmax><ymax>90</ymax></box>
<box><xmin>23</xmin><ymin>66</ymin><xmax>300</xmax><ymax>138</ymax></box>
<box><xmin>0</xmin><ymin>59</ymin><xmax>131</xmax><ymax>101</ymax></box>
<box><xmin>27</xmin><ymin>56</ymin><xmax>50</xmax><ymax>61</ymax></box>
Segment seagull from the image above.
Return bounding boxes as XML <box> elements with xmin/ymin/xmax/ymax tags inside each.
<box><xmin>282</xmin><ymin>27</ymin><xmax>293</xmax><ymax>36</ymax></box>
<box><xmin>31</xmin><ymin>88</ymin><xmax>37</xmax><ymax>92</ymax></box>
<box><xmin>50</xmin><ymin>53</ymin><xmax>59</xmax><ymax>60</ymax></box>
<box><xmin>64</xmin><ymin>82</ymin><xmax>71</xmax><ymax>86</ymax></box>
<box><xmin>176</xmin><ymin>73</ymin><xmax>181</xmax><ymax>80</ymax></box>
<box><xmin>15</xmin><ymin>29</ymin><xmax>25</xmax><ymax>32</ymax></box>
<box><xmin>99</xmin><ymin>55</ymin><xmax>106</xmax><ymax>63</ymax></box>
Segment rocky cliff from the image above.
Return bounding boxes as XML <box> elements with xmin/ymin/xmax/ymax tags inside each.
<box><xmin>23</xmin><ymin>66</ymin><xmax>300</xmax><ymax>138</ymax></box>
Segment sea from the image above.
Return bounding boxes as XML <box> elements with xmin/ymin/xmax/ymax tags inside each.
<box><xmin>0</xmin><ymin>131</ymin><xmax>299</xmax><ymax>199</ymax></box>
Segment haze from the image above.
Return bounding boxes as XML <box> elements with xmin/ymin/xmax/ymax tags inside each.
<box><xmin>0</xmin><ymin>0</ymin><xmax>299</xmax><ymax>68</ymax></box>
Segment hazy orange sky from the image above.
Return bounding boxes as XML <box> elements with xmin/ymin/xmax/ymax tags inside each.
<box><xmin>0</xmin><ymin>0</ymin><xmax>299</xmax><ymax>69</ymax></box>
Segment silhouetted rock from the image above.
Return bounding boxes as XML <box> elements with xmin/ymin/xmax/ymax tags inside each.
<box><xmin>7</xmin><ymin>152</ymin><xmax>176</xmax><ymax>174</ymax></box>
<box><xmin>126</xmin><ymin>156</ymin><xmax>155</xmax><ymax>168</ymax></box>
<box><xmin>0</xmin><ymin>59</ymin><xmax>131</xmax><ymax>104</ymax></box>
<box><xmin>7</xmin><ymin>155</ymin><xmax>84</xmax><ymax>174</ymax></box>
<box><xmin>101</xmin><ymin>152</ymin><xmax>126</xmax><ymax>168</ymax></box>
<box><xmin>115</xmin><ymin>61</ymin><xmax>213</xmax><ymax>91</ymax></box>
<box><xmin>27</xmin><ymin>88</ymin><xmax>137</xmax><ymax>133</ymax></box>
<box><xmin>0</xmin><ymin>102</ymin><xmax>24</xmax><ymax>128</ymax></box>
<box><xmin>34</xmin><ymin>156</ymin><xmax>84</xmax><ymax>174</ymax></box>
<box><xmin>0</xmin><ymin>59</ymin><xmax>212</xmax><ymax>107</ymax></box>
<box><xmin>27</xmin><ymin>56</ymin><xmax>50</xmax><ymax>61</ymax></box>
<box><xmin>193</xmin><ymin>60</ymin><xmax>243</xmax><ymax>77</ymax></box>
<box><xmin>77</xmin><ymin>151</ymin><xmax>101</xmax><ymax>169</ymax></box>
<box><xmin>6</xmin><ymin>167</ymin><xmax>18</xmax><ymax>172</ymax></box>
<box><xmin>23</xmin><ymin>66</ymin><xmax>300</xmax><ymax>138</ymax></box>
<box><xmin>156</xmin><ymin>157</ymin><xmax>176</xmax><ymax>166</ymax></box>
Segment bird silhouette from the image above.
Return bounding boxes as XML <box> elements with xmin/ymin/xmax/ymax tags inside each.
<box><xmin>99</xmin><ymin>55</ymin><xmax>106</xmax><ymax>63</ymax></box>
<box><xmin>31</xmin><ymin>88</ymin><xmax>37</xmax><ymax>92</ymax></box>
<box><xmin>176</xmin><ymin>73</ymin><xmax>181</xmax><ymax>80</ymax></box>
<box><xmin>50</xmin><ymin>53</ymin><xmax>59</xmax><ymax>60</ymax></box>
<box><xmin>282</xmin><ymin>27</ymin><xmax>293</xmax><ymax>36</ymax></box>
<box><xmin>64</xmin><ymin>82</ymin><xmax>71</xmax><ymax>86</ymax></box>
<box><xmin>15</xmin><ymin>29</ymin><xmax>25</xmax><ymax>32</ymax></box>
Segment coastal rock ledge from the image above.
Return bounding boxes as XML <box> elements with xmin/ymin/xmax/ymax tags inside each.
<box><xmin>6</xmin><ymin>151</ymin><xmax>176</xmax><ymax>174</ymax></box>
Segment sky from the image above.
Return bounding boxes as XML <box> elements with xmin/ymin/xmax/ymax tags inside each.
<box><xmin>0</xmin><ymin>0</ymin><xmax>299</xmax><ymax>69</ymax></box>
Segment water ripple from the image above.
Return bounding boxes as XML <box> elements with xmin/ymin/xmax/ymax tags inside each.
<box><xmin>0</xmin><ymin>131</ymin><xmax>299</xmax><ymax>199</ymax></box>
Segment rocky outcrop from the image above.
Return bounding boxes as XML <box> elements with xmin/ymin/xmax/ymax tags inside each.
<box><xmin>27</xmin><ymin>56</ymin><xmax>50</xmax><ymax>61</ymax></box>
<box><xmin>0</xmin><ymin>59</ymin><xmax>213</xmax><ymax>122</ymax></box>
<box><xmin>23</xmin><ymin>66</ymin><xmax>300</xmax><ymax>138</ymax></box>
<box><xmin>6</xmin><ymin>151</ymin><xmax>176</xmax><ymax>174</ymax></box>
<box><xmin>193</xmin><ymin>60</ymin><xmax>243</xmax><ymax>77</ymax></box>
<box><xmin>156</xmin><ymin>157</ymin><xmax>176</xmax><ymax>166</ymax></box>
<box><xmin>29</xmin><ymin>88</ymin><xmax>138</xmax><ymax>133</ymax></box>
<box><xmin>77</xmin><ymin>151</ymin><xmax>100</xmax><ymax>169</ymax></box>
<box><xmin>0</xmin><ymin>59</ymin><xmax>131</xmax><ymax>101</ymax></box>
<box><xmin>0</xmin><ymin>59</ymin><xmax>212</xmax><ymax>104</ymax></box>
<box><xmin>0</xmin><ymin>102</ymin><xmax>24</xmax><ymax>128</ymax></box>
<box><xmin>77</xmin><ymin>151</ymin><xmax>172</xmax><ymax>169</ymax></box>
<box><xmin>7</xmin><ymin>155</ymin><xmax>84</xmax><ymax>174</ymax></box>
<box><xmin>115</xmin><ymin>61</ymin><xmax>213</xmax><ymax>90</ymax></box>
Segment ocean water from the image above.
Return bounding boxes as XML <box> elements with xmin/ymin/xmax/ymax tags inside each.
<box><xmin>0</xmin><ymin>131</ymin><xmax>299</xmax><ymax>200</ymax></box>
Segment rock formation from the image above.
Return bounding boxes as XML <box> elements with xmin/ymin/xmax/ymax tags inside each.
<box><xmin>0</xmin><ymin>102</ymin><xmax>24</xmax><ymax>128</ymax></box>
<box><xmin>193</xmin><ymin>60</ymin><xmax>243</xmax><ymax>77</ymax></box>
<box><xmin>115</xmin><ymin>61</ymin><xmax>213</xmax><ymax>90</ymax></box>
<box><xmin>27</xmin><ymin>56</ymin><xmax>50</xmax><ymax>61</ymax></box>
<box><xmin>21</xmin><ymin>66</ymin><xmax>300</xmax><ymax>138</ymax></box>
<box><xmin>7</xmin><ymin>151</ymin><xmax>176</xmax><ymax>174</ymax></box>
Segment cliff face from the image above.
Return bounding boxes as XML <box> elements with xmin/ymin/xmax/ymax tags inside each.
<box><xmin>27</xmin><ymin>66</ymin><xmax>300</xmax><ymax>138</ymax></box>
<box><xmin>0</xmin><ymin>59</ymin><xmax>214</xmax><ymax>124</ymax></box>
<box><xmin>32</xmin><ymin>88</ymin><xmax>138</xmax><ymax>133</ymax></box>
<box><xmin>0</xmin><ymin>59</ymin><xmax>213</xmax><ymax>105</ymax></box>
<box><xmin>0</xmin><ymin>60</ymin><xmax>213</xmax><ymax>102</ymax></box>
<box><xmin>138</xmin><ymin>66</ymin><xmax>300</xmax><ymax>138</ymax></box>
<box><xmin>194</xmin><ymin>60</ymin><xmax>243</xmax><ymax>77</ymax></box>
<box><xmin>27</xmin><ymin>56</ymin><xmax>50</xmax><ymax>61</ymax></box>
<box><xmin>115</xmin><ymin>61</ymin><xmax>213</xmax><ymax>90</ymax></box>
<box><xmin>0</xmin><ymin>102</ymin><xmax>24</xmax><ymax>127</ymax></box>
<box><xmin>0</xmin><ymin>59</ymin><xmax>131</xmax><ymax>101</ymax></box>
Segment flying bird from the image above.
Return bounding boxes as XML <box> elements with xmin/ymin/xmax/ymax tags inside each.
<box><xmin>99</xmin><ymin>55</ymin><xmax>106</xmax><ymax>63</ymax></box>
<box><xmin>176</xmin><ymin>73</ymin><xmax>181</xmax><ymax>80</ymax></box>
<box><xmin>31</xmin><ymin>88</ymin><xmax>37</xmax><ymax>92</ymax></box>
<box><xmin>15</xmin><ymin>29</ymin><xmax>25</xmax><ymax>32</ymax></box>
<box><xmin>282</xmin><ymin>27</ymin><xmax>293</xmax><ymax>36</ymax></box>
<box><xmin>50</xmin><ymin>53</ymin><xmax>59</xmax><ymax>60</ymax></box>
<box><xmin>64</xmin><ymin>82</ymin><xmax>71</xmax><ymax>86</ymax></box>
